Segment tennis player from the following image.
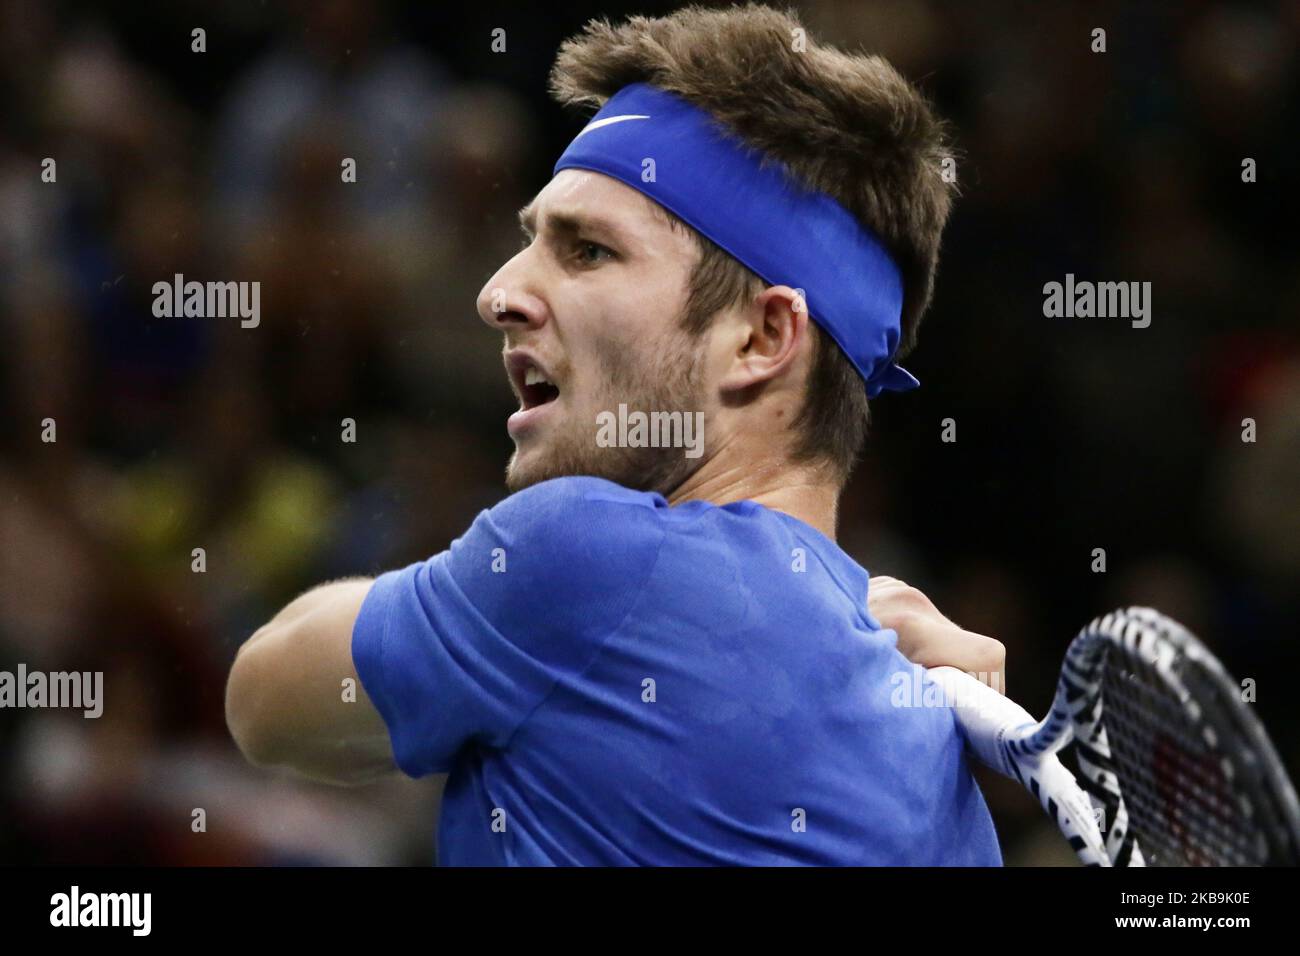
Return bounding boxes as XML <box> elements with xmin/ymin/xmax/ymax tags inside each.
<box><xmin>226</xmin><ymin>4</ymin><xmax>1006</xmax><ymax>865</ymax></box>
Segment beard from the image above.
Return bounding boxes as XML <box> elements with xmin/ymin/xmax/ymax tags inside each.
<box><xmin>505</xmin><ymin>325</ymin><xmax>708</xmax><ymax>497</ymax></box>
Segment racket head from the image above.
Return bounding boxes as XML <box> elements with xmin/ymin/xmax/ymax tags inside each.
<box><xmin>1061</xmin><ymin>607</ymin><xmax>1300</xmax><ymax>866</ymax></box>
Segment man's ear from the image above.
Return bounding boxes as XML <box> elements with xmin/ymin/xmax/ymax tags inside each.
<box><xmin>716</xmin><ymin>285</ymin><xmax>809</xmax><ymax>394</ymax></box>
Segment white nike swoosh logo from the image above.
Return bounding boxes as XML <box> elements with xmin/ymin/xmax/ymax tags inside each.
<box><xmin>574</xmin><ymin>114</ymin><xmax>650</xmax><ymax>138</ymax></box>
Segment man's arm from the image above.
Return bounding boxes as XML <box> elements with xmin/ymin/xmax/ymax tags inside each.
<box><xmin>225</xmin><ymin>578</ymin><xmax>400</xmax><ymax>786</ymax></box>
<box><xmin>225</xmin><ymin>565</ymin><xmax>1004</xmax><ymax>787</ymax></box>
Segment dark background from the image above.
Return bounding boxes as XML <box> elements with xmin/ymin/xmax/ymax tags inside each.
<box><xmin>1</xmin><ymin>0</ymin><xmax>1296</xmax><ymax>865</ymax></box>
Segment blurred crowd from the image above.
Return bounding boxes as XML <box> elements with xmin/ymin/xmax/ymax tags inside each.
<box><xmin>0</xmin><ymin>0</ymin><xmax>1296</xmax><ymax>866</ymax></box>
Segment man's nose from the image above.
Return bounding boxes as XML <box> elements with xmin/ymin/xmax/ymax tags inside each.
<box><xmin>476</xmin><ymin>252</ymin><xmax>549</xmax><ymax>332</ymax></box>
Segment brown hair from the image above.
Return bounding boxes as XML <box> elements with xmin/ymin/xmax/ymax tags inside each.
<box><xmin>550</xmin><ymin>3</ymin><xmax>955</xmax><ymax>482</ymax></box>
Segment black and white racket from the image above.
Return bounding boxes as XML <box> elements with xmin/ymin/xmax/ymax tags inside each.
<box><xmin>928</xmin><ymin>606</ymin><xmax>1300</xmax><ymax>866</ymax></box>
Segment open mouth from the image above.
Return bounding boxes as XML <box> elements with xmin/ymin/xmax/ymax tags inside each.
<box><xmin>506</xmin><ymin>352</ymin><xmax>561</xmax><ymax>411</ymax></box>
<box><xmin>521</xmin><ymin>366</ymin><xmax>560</xmax><ymax>409</ymax></box>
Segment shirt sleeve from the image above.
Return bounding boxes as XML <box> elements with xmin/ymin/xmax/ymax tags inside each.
<box><xmin>351</xmin><ymin>477</ymin><xmax>666</xmax><ymax>777</ymax></box>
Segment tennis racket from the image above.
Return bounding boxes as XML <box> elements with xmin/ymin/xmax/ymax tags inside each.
<box><xmin>927</xmin><ymin>606</ymin><xmax>1300</xmax><ymax>866</ymax></box>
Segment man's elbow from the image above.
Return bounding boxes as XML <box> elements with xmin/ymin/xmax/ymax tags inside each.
<box><xmin>225</xmin><ymin>629</ymin><xmax>288</xmax><ymax>769</ymax></box>
<box><xmin>225</xmin><ymin>625</ymin><xmax>397</xmax><ymax>787</ymax></box>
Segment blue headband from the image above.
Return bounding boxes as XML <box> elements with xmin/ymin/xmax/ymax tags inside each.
<box><xmin>553</xmin><ymin>82</ymin><xmax>918</xmax><ymax>398</ymax></box>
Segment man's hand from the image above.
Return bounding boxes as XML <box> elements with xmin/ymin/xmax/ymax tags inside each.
<box><xmin>867</xmin><ymin>575</ymin><xmax>1007</xmax><ymax>694</ymax></box>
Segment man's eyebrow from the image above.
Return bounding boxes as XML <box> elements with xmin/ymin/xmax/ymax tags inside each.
<box><xmin>516</xmin><ymin>204</ymin><xmax>630</xmax><ymax>243</ymax></box>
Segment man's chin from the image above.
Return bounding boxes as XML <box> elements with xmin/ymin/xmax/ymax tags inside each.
<box><xmin>504</xmin><ymin>444</ymin><xmax>571</xmax><ymax>493</ymax></box>
<box><xmin>503</xmin><ymin>456</ymin><xmax>541</xmax><ymax>494</ymax></box>
<box><xmin>504</xmin><ymin>439</ymin><xmax>614</xmax><ymax>493</ymax></box>
<box><xmin>504</xmin><ymin>440</ymin><xmax>698</xmax><ymax>497</ymax></box>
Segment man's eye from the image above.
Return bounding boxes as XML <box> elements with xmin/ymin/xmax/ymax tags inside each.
<box><xmin>576</xmin><ymin>241</ymin><xmax>614</xmax><ymax>264</ymax></box>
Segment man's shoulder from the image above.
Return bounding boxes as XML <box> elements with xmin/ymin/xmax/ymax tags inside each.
<box><xmin>455</xmin><ymin>477</ymin><xmax>669</xmax><ymax>592</ymax></box>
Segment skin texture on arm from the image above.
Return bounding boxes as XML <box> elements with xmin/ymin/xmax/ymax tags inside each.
<box><xmin>225</xmin><ymin>578</ymin><xmax>401</xmax><ymax>787</ymax></box>
<box><xmin>867</xmin><ymin>575</ymin><xmax>1007</xmax><ymax>695</ymax></box>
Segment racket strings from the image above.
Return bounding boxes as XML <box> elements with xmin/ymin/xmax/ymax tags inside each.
<box><xmin>1100</xmin><ymin>648</ymin><xmax>1264</xmax><ymax>865</ymax></box>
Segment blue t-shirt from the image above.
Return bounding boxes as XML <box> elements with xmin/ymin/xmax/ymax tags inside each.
<box><xmin>351</xmin><ymin>476</ymin><xmax>1002</xmax><ymax>865</ymax></box>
